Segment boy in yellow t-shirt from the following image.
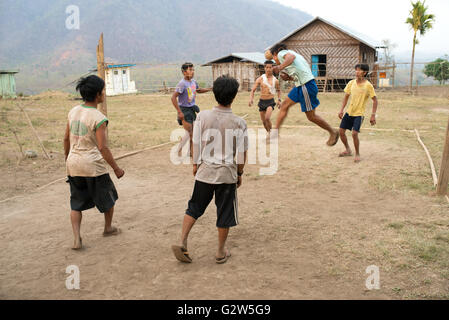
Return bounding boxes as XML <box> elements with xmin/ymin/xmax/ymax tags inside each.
<box><xmin>338</xmin><ymin>64</ymin><xmax>378</xmax><ymax>163</ymax></box>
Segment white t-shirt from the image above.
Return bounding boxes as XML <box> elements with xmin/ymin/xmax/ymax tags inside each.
<box><xmin>66</xmin><ymin>105</ymin><xmax>109</xmax><ymax>177</ymax></box>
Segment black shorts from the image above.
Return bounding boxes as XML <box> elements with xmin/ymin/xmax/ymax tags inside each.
<box><xmin>186</xmin><ymin>180</ymin><xmax>239</xmax><ymax>228</ymax></box>
<box><xmin>177</xmin><ymin>105</ymin><xmax>200</xmax><ymax>125</ymax></box>
<box><xmin>340</xmin><ymin>113</ymin><xmax>364</xmax><ymax>132</ymax></box>
<box><xmin>67</xmin><ymin>174</ymin><xmax>118</xmax><ymax>213</ymax></box>
<box><xmin>258</xmin><ymin>98</ymin><xmax>276</xmax><ymax>112</ymax></box>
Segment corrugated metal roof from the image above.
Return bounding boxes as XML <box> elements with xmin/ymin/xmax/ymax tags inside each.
<box><xmin>202</xmin><ymin>52</ymin><xmax>272</xmax><ymax>66</ymax></box>
<box><xmin>106</xmin><ymin>64</ymin><xmax>136</xmax><ymax>69</ymax></box>
<box><xmin>265</xmin><ymin>16</ymin><xmax>380</xmax><ymax>51</ymax></box>
<box><xmin>0</xmin><ymin>70</ymin><xmax>19</xmax><ymax>74</ymax></box>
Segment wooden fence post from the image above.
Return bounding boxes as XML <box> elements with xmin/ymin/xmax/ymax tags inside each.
<box><xmin>437</xmin><ymin>117</ymin><xmax>449</xmax><ymax>195</ymax></box>
<box><xmin>96</xmin><ymin>33</ymin><xmax>107</xmax><ymax>116</ymax></box>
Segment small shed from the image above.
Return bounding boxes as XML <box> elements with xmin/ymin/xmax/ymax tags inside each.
<box><xmin>202</xmin><ymin>53</ymin><xmax>270</xmax><ymax>91</ymax></box>
<box><xmin>0</xmin><ymin>70</ymin><xmax>19</xmax><ymax>99</ymax></box>
<box><xmin>105</xmin><ymin>64</ymin><xmax>138</xmax><ymax>96</ymax></box>
<box><xmin>267</xmin><ymin>17</ymin><xmax>380</xmax><ymax>92</ymax></box>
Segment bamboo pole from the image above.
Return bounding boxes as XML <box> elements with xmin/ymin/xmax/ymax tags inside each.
<box><xmin>16</xmin><ymin>102</ymin><xmax>50</xmax><ymax>159</ymax></box>
<box><xmin>414</xmin><ymin>129</ymin><xmax>438</xmax><ymax>187</ymax></box>
<box><xmin>0</xmin><ymin>141</ymin><xmax>177</xmax><ymax>203</ymax></box>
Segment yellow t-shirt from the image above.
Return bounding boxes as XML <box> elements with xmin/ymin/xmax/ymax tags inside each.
<box><xmin>66</xmin><ymin>105</ymin><xmax>109</xmax><ymax>177</ymax></box>
<box><xmin>344</xmin><ymin>80</ymin><xmax>376</xmax><ymax>117</ymax></box>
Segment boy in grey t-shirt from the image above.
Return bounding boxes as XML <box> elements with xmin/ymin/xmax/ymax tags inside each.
<box><xmin>172</xmin><ymin>76</ymin><xmax>248</xmax><ymax>264</ymax></box>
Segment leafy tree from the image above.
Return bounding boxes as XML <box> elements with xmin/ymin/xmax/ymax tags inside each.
<box><xmin>424</xmin><ymin>57</ymin><xmax>449</xmax><ymax>85</ymax></box>
<box><xmin>405</xmin><ymin>0</ymin><xmax>435</xmax><ymax>90</ymax></box>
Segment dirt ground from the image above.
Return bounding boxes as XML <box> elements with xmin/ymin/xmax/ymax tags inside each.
<box><xmin>1</xmin><ymin>89</ymin><xmax>449</xmax><ymax>299</ymax></box>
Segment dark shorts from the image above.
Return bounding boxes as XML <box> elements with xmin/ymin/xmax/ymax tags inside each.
<box><xmin>340</xmin><ymin>113</ymin><xmax>364</xmax><ymax>132</ymax></box>
<box><xmin>287</xmin><ymin>79</ymin><xmax>320</xmax><ymax>113</ymax></box>
<box><xmin>177</xmin><ymin>105</ymin><xmax>200</xmax><ymax>125</ymax></box>
<box><xmin>67</xmin><ymin>174</ymin><xmax>118</xmax><ymax>213</ymax></box>
<box><xmin>258</xmin><ymin>98</ymin><xmax>276</xmax><ymax>112</ymax></box>
<box><xmin>186</xmin><ymin>180</ymin><xmax>239</xmax><ymax>228</ymax></box>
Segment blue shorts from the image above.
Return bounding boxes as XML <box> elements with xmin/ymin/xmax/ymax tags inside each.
<box><xmin>340</xmin><ymin>113</ymin><xmax>364</xmax><ymax>132</ymax></box>
<box><xmin>287</xmin><ymin>79</ymin><xmax>320</xmax><ymax>113</ymax></box>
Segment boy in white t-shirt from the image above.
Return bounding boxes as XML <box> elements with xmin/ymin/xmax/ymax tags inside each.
<box><xmin>63</xmin><ymin>75</ymin><xmax>125</xmax><ymax>250</ymax></box>
<box><xmin>249</xmin><ymin>60</ymin><xmax>281</xmax><ymax>132</ymax></box>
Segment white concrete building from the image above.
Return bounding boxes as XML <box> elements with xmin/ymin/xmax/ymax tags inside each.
<box><xmin>105</xmin><ymin>64</ymin><xmax>137</xmax><ymax>96</ymax></box>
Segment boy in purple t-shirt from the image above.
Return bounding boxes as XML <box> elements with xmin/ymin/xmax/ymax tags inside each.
<box><xmin>171</xmin><ymin>62</ymin><xmax>212</xmax><ymax>156</ymax></box>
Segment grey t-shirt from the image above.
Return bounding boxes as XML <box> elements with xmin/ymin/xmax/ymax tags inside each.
<box><xmin>193</xmin><ymin>106</ymin><xmax>248</xmax><ymax>184</ymax></box>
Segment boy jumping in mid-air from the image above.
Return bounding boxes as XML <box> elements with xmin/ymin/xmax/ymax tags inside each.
<box><xmin>64</xmin><ymin>75</ymin><xmax>125</xmax><ymax>250</ymax></box>
<box><xmin>249</xmin><ymin>60</ymin><xmax>281</xmax><ymax>133</ymax></box>
<box><xmin>171</xmin><ymin>62</ymin><xmax>212</xmax><ymax>156</ymax></box>
<box><xmin>338</xmin><ymin>64</ymin><xmax>378</xmax><ymax>163</ymax></box>
<box><xmin>267</xmin><ymin>44</ymin><xmax>339</xmax><ymax>146</ymax></box>
<box><xmin>172</xmin><ymin>76</ymin><xmax>248</xmax><ymax>265</ymax></box>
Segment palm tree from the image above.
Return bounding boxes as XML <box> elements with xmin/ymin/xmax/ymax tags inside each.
<box><xmin>405</xmin><ymin>0</ymin><xmax>435</xmax><ymax>91</ymax></box>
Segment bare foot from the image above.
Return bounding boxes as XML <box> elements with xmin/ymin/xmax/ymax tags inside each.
<box><xmin>327</xmin><ymin>130</ymin><xmax>339</xmax><ymax>146</ymax></box>
<box><xmin>354</xmin><ymin>155</ymin><xmax>361</xmax><ymax>163</ymax></box>
<box><xmin>72</xmin><ymin>237</ymin><xmax>82</xmax><ymax>250</ymax></box>
<box><xmin>339</xmin><ymin>150</ymin><xmax>352</xmax><ymax>157</ymax></box>
<box><xmin>103</xmin><ymin>226</ymin><xmax>121</xmax><ymax>237</ymax></box>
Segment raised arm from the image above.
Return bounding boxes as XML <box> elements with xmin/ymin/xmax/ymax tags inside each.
<box><xmin>197</xmin><ymin>87</ymin><xmax>212</xmax><ymax>93</ymax></box>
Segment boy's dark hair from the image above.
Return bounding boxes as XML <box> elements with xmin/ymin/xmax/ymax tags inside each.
<box><xmin>270</xmin><ymin>43</ymin><xmax>288</xmax><ymax>55</ymax></box>
<box><xmin>181</xmin><ymin>62</ymin><xmax>194</xmax><ymax>73</ymax></box>
<box><xmin>76</xmin><ymin>75</ymin><xmax>105</xmax><ymax>102</ymax></box>
<box><xmin>264</xmin><ymin>60</ymin><xmax>275</xmax><ymax>65</ymax></box>
<box><xmin>355</xmin><ymin>64</ymin><xmax>370</xmax><ymax>77</ymax></box>
<box><xmin>213</xmin><ymin>76</ymin><xmax>239</xmax><ymax>106</ymax></box>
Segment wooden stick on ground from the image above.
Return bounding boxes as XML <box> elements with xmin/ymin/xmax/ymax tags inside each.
<box><xmin>0</xmin><ymin>141</ymin><xmax>178</xmax><ymax>204</ymax></box>
<box><xmin>16</xmin><ymin>102</ymin><xmax>51</xmax><ymax>160</ymax></box>
<box><xmin>414</xmin><ymin>129</ymin><xmax>438</xmax><ymax>187</ymax></box>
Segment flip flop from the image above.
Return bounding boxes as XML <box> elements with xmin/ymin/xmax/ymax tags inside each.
<box><xmin>339</xmin><ymin>151</ymin><xmax>352</xmax><ymax>157</ymax></box>
<box><xmin>103</xmin><ymin>227</ymin><xmax>121</xmax><ymax>237</ymax></box>
<box><xmin>172</xmin><ymin>245</ymin><xmax>192</xmax><ymax>263</ymax></box>
<box><xmin>215</xmin><ymin>250</ymin><xmax>231</xmax><ymax>264</ymax></box>
<box><xmin>327</xmin><ymin>131</ymin><xmax>340</xmax><ymax>147</ymax></box>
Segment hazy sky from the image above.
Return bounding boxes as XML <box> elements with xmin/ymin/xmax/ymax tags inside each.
<box><xmin>273</xmin><ymin>0</ymin><xmax>449</xmax><ymax>59</ymax></box>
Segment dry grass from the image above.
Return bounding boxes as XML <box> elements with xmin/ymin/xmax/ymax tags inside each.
<box><xmin>1</xmin><ymin>86</ymin><xmax>449</xmax><ymax>299</ymax></box>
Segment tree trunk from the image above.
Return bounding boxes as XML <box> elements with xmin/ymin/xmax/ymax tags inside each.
<box><xmin>409</xmin><ymin>32</ymin><xmax>417</xmax><ymax>92</ymax></box>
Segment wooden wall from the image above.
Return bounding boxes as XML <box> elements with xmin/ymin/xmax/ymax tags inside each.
<box><xmin>282</xmin><ymin>20</ymin><xmax>377</xmax><ymax>79</ymax></box>
<box><xmin>211</xmin><ymin>61</ymin><xmax>259</xmax><ymax>91</ymax></box>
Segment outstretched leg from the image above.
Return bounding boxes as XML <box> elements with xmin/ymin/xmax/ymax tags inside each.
<box><xmin>275</xmin><ymin>97</ymin><xmax>296</xmax><ymax>131</ymax></box>
<box><xmin>306</xmin><ymin>110</ymin><xmax>339</xmax><ymax>146</ymax></box>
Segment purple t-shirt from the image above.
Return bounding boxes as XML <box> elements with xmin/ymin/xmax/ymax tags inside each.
<box><xmin>176</xmin><ymin>79</ymin><xmax>199</xmax><ymax>107</ymax></box>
